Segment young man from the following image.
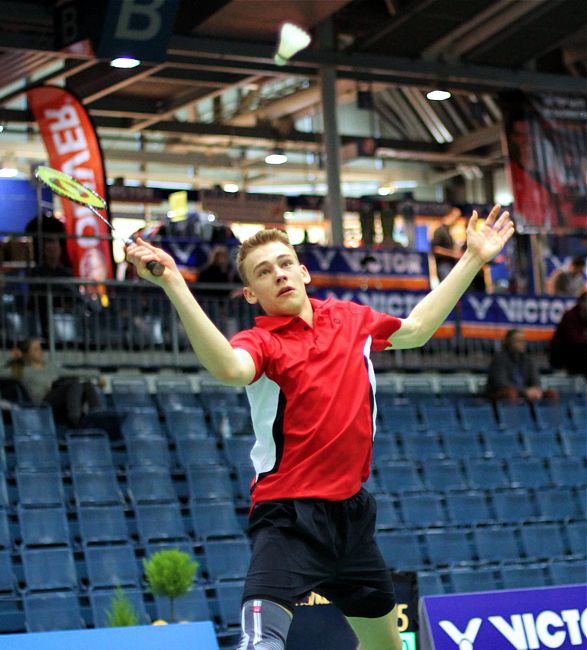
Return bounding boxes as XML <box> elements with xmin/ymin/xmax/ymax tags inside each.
<box><xmin>127</xmin><ymin>204</ymin><xmax>514</xmax><ymax>650</ymax></box>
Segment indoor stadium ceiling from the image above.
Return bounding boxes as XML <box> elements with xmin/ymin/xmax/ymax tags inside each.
<box><xmin>0</xmin><ymin>0</ymin><xmax>585</xmax><ymax>194</ymax></box>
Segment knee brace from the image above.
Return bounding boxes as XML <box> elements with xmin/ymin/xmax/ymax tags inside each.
<box><xmin>236</xmin><ymin>599</ymin><xmax>293</xmax><ymax>650</ymax></box>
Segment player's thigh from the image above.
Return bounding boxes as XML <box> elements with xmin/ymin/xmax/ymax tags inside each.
<box><xmin>345</xmin><ymin>604</ymin><xmax>403</xmax><ymax>650</ymax></box>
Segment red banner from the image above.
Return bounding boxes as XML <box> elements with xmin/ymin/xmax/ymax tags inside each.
<box><xmin>27</xmin><ymin>86</ymin><xmax>113</xmax><ymax>281</ymax></box>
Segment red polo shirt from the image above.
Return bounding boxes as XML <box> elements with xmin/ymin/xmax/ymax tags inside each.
<box><xmin>230</xmin><ymin>297</ymin><xmax>401</xmax><ymax>507</ymax></box>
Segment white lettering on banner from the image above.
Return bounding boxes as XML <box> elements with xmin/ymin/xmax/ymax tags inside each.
<box><xmin>439</xmin><ymin>619</ymin><xmax>482</xmax><ymax>649</ymax></box>
<box><xmin>489</xmin><ymin>615</ymin><xmax>528</xmax><ymax>648</ymax></box>
<box><xmin>468</xmin><ymin>295</ymin><xmax>493</xmax><ymax>320</ymax></box>
<box><xmin>535</xmin><ymin>611</ymin><xmax>566</xmax><ymax>648</ymax></box>
<box><xmin>311</xmin><ymin>249</ymin><xmax>337</xmax><ymax>271</ymax></box>
<box><xmin>357</xmin><ymin>292</ymin><xmax>422</xmax><ymax>317</ymax></box>
<box><xmin>115</xmin><ymin>0</ymin><xmax>165</xmax><ymax>41</ymax></box>
<box><xmin>522</xmin><ymin>613</ymin><xmax>540</xmax><ymax>649</ymax></box>
<box><xmin>496</xmin><ymin>298</ymin><xmax>575</xmax><ymax>325</ymax></box>
<box><xmin>338</xmin><ymin>250</ymin><xmax>423</xmax><ymax>275</ymax></box>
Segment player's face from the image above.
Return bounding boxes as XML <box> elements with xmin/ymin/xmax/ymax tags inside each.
<box><xmin>242</xmin><ymin>241</ymin><xmax>311</xmax><ymax>316</ymax></box>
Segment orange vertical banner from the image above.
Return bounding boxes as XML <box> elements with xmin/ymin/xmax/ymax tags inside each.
<box><xmin>27</xmin><ymin>85</ymin><xmax>113</xmax><ymax>281</ymax></box>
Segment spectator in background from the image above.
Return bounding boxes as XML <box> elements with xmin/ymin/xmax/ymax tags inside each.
<box><xmin>431</xmin><ymin>207</ymin><xmax>462</xmax><ymax>281</ymax></box>
<box><xmin>486</xmin><ymin>328</ymin><xmax>557</xmax><ymax>403</ymax></box>
<box><xmin>6</xmin><ymin>338</ymin><xmax>103</xmax><ymax>427</ymax></box>
<box><xmin>196</xmin><ymin>245</ymin><xmax>238</xmax><ymax>337</ymax></box>
<box><xmin>546</xmin><ymin>255</ymin><xmax>586</xmax><ymax>296</ymax></box>
<box><xmin>550</xmin><ymin>291</ymin><xmax>587</xmax><ymax>378</ymax></box>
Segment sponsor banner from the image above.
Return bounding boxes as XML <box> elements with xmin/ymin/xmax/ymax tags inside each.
<box><xmin>500</xmin><ymin>92</ymin><xmax>587</xmax><ymax>231</ymax></box>
<box><xmin>461</xmin><ymin>293</ymin><xmax>576</xmax><ymax>340</ymax></box>
<box><xmin>27</xmin><ymin>86</ymin><xmax>113</xmax><ymax>282</ymax></box>
<box><xmin>201</xmin><ymin>189</ymin><xmax>286</xmax><ymax>224</ymax></box>
<box><xmin>420</xmin><ymin>584</ymin><xmax>587</xmax><ymax>650</ymax></box>
<box><xmin>298</xmin><ymin>246</ymin><xmax>430</xmax><ymax>291</ymax></box>
<box><xmin>311</xmin><ymin>288</ymin><xmax>455</xmax><ymax>339</ymax></box>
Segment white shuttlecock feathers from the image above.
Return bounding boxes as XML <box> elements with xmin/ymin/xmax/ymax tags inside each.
<box><xmin>274</xmin><ymin>22</ymin><xmax>311</xmax><ymax>66</ymax></box>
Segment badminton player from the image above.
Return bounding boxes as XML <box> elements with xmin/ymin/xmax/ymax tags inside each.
<box><xmin>127</xmin><ymin>204</ymin><xmax>514</xmax><ymax>650</ymax></box>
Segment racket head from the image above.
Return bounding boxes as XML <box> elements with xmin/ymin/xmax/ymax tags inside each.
<box><xmin>35</xmin><ymin>165</ymin><xmax>106</xmax><ymax>210</ymax></box>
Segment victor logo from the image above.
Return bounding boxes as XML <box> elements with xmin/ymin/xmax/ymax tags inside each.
<box><xmin>439</xmin><ymin>618</ymin><xmax>482</xmax><ymax>649</ymax></box>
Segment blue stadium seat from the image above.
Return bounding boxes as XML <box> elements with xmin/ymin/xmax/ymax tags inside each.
<box><xmin>0</xmin><ymin>550</ymin><xmax>15</xmax><ymax>594</ymax></box>
<box><xmin>561</xmin><ymin>431</ymin><xmax>587</xmax><ymax>458</ymax></box>
<box><xmin>419</xmin><ymin>404</ymin><xmax>461</xmax><ymax>433</ymax></box>
<box><xmin>400</xmin><ymin>432</ymin><xmax>445</xmax><ymax>461</ymax></box>
<box><xmin>90</xmin><ymin>588</ymin><xmax>149</xmax><ymax>627</ymax></box>
<box><xmin>520</xmin><ymin>523</ymin><xmax>566</xmax><ymax>560</ymax></box>
<box><xmin>84</xmin><ymin>543</ymin><xmax>139</xmax><ymax>588</ymax></box>
<box><xmin>11</xmin><ymin>406</ymin><xmax>56</xmax><ymax>438</ymax></box>
<box><xmin>67</xmin><ymin>431</ymin><xmax>114</xmax><ymax>469</ymax></box>
<box><xmin>445</xmin><ymin>492</ymin><xmax>493</xmax><ymax>527</ymax></box>
<box><xmin>23</xmin><ymin>591</ymin><xmax>82</xmax><ymax>632</ymax></box>
<box><xmin>71</xmin><ymin>467</ymin><xmax>123</xmax><ymax>507</ymax></box>
<box><xmin>190</xmin><ymin>501</ymin><xmax>243</xmax><ymax>539</ymax></box>
<box><xmin>522</xmin><ymin>430</ymin><xmax>564</xmax><ymax>458</ymax></box>
<box><xmin>0</xmin><ymin>473</ymin><xmax>8</xmax><ymax>509</ymax></box>
<box><xmin>376</xmin><ymin>461</ymin><xmax>424</xmax><ymax>494</ymax></box>
<box><xmin>417</xmin><ymin>572</ymin><xmax>445</xmax><ymax>596</ymax></box>
<box><xmin>463</xmin><ymin>458</ymin><xmax>509</xmax><ymax>490</ymax></box>
<box><xmin>0</xmin><ymin>509</ymin><xmax>10</xmax><ymax>549</ymax></box>
<box><xmin>566</xmin><ymin>521</ymin><xmax>587</xmax><ymax>556</ymax></box>
<box><xmin>111</xmin><ymin>377</ymin><xmax>154</xmax><ymax>411</ymax></box>
<box><xmin>506</xmin><ymin>457</ymin><xmax>551</xmax><ymax>489</ymax></box>
<box><xmin>233</xmin><ymin>464</ymin><xmax>255</xmax><ymax>500</ymax></box>
<box><xmin>548</xmin><ymin>457</ymin><xmax>586</xmax><ymax>488</ymax></box>
<box><xmin>121</xmin><ymin>408</ymin><xmax>164</xmax><ymax>440</ymax></box>
<box><xmin>441</xmin><ymin>432</ymin><xmax>485</xmax><ymax>460</ymax></box>
<box><xmin>210</xmin><ymin>406</ymin><xmax>252</xmax><ymax>437</ymax></box>
<box><xmin>458</xmin><ymin>403</ymin><xmax>497</xmax><ymax>432</ymax></box>
<box><xmin>473</xmin><ymin>526</ymin><xmax>520</xmax><ymax>563</ymax></box>
<box><xmin>176</xmin><ymin>437</ymin><xmax>222</xmax><ymax>468</ymax></box>
<box><xmin>568</xmin><ymin>404</ymin><xmax>586</xmax><ymax>432</ymax></box>
<box><xmin>377</xmin><ymin>402</ymin><xmax>421</xmax><ymax>433</ymax></box>
<box><xmin>126</xmin><ymin>466</ymin><xmax>177</xmax><ymax>505</ymax></box>
<box><xmin>421</xmin><ymin>459</ymin><xmax>467</xmax><ymax>492</ymax></box>
<box><xmin>535</xmin><ymin>487</ymin><xmax>583</xmax><ymax>521</ymax></box>
<box><xmin>155</xmin><ymin>377</ymin><xmax>198</xmax><ymax>411</ymax></box>
<box><xmin>500</xmin><ymin>564</ymin><xmax>547</xmax><ymax>589</ymax></box>
<box><xmin>22</xmin><ymin>547</ymin><xmax>77</xmax><ymax>591</ymax></box>
<box><xmin>15</xmin><ymin>436</ymin><xmax>60</xmax><ymax>471</ymax></box>
<box><xmin>424</xmin><ymin>529</ymin><xmax>475</xmax><ymax>567</ymax></box>
<box><xmin>199</xmin><ymin>384</ymin><xmax>241</xmax><ymax>409</ymax></box>
<box><xmin>372</xmin><ymin>436</ymin><xmax>401</xmax><ymax>464</ymax></box>
<box><xmin>215</xmin><ymin>580</ymin><xmax>245</xmax><ymax>629</ymax></box>
<box><xmin>400</xmin><ymin>493</ymin><xmax>444</xmax><ymax>527</ymax></box>
<box><xmin>203</xmin><ymin>539</ymin><xmax>251</xmax><ymax>581</ymax></box>
<box><xmin>126</xmin><ymin>436</ymin><xmax>171</xmax><ymax>468</ymax></box>
<box><xmin>492</xmin><ymin>489</ymin><xmax>538</xmax><ymax>523</ymax></box>
<box><xmin>374</xmin><ymin>495</ymin><xmax>401</xmax><ymax>530</ymax></box>
<box><xmin>533</xmin><ymin>404</ymin><xmax>565</xmax><ymax>431</ymax></box>
<box><xmin>224</xmin><ymin>436</ymin><xmax>255</xmax><ymax>467</ymax></box>
<box><xmin>495</xmin><ymin>403</ymin><xmax>536</xmax><ymax>432</ymax></box>
<box><xmin>154</xmin><ymin>584</ymin><xmax>211</xmax><ymax>622</ymax></box>
<box><xmin>164</xmin><ymin>407</ymin><xmax>209</xmax><ymax>440</ymax></box>
<box><xmin>548</xmin><ymin>560</ymin><xmax>587</xmax><ymax>586</ymax></box>
<box><xmin>375</xmin><ymin>531</ymin><xmax>426</xmax><ymax>571</ymax></box>
<box><xmin>16</xmin><ymin>469</ymin><xmax>65</xmax><ymax>507</ymax></box>
<box><xmin>451</xmin><ymin>567</ymin><xmax>499</xmax><ymax>593</ymax></box>
<box><xmin>187</xmin><ymin>466</ymin><xmax>234</xmax><ymax>502</ymax></box>
<box><xmin>135</xmin><ymin>502</ymin><xmax>187</xmax><ymax>545</ymax></box>
<box><xmin>17</xmin><ymin>506</ymin><xmax>70</xmax><ymax>547</ymax></box>
<box><xmin>483</xmin><ymin>430</ymin><xmax>526</xmax><ymax>458</ymax></box>
<box><xmin>77</xmin><ymin>505</ymin><xmax>130</xmax><ymax>545</ymax></box>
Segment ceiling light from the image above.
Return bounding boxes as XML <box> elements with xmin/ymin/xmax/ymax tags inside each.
<box><xmin>0</xmin><ymin>166</ymin><xmax>18</xmax><ymax>177</ymax></box>
<box><xmin>110</xmin><ymin>57</ymin><xmax>141</xmax><ymax>69</ymax></box>
<box><xmin>223</xmin><ymin>183</ymin><xmax>239</xmax><ymax>193</ymax></box>
<box><xmin>427</xmin><ymin>90</ymin><xmax>451</xmax><ymax>101</ymax></box>
<box><xmin>265</xmin><ymin>150</ymin><xmax>288</xmax><ymax>165</ymax></box>
<box><xmin>377</xmin><ymin>186</ymin><xmax>392</xmax><ymax>196</ymax></box>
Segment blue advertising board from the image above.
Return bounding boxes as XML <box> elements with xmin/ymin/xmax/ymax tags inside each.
<box><xmin>420</xmin><ymin>584</ymin><xmax>587</xmax><ymax>650</ymax></box>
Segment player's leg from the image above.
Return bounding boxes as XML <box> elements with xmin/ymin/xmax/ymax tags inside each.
<box><xmin>236</xmin><ymin>599</ymin><xmax>293</xmax><ymax>650</ymax></box>
<box><xmin>346</xmin><ymin>605</ymin><xmax>403</xmax><ymax>650</ymax></box>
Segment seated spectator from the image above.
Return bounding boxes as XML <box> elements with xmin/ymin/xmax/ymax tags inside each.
<box><xmin>546</xmin><ymin>255</ymin><xmax>586</xmax><ymax>296</ymax></box>
<box><xmin>486</xmin><ymin>328</ymin><xmax>557</xmax><ymax>403</ymax></box>
<box><xmin>5</xmin><ymin>338</ymin><xmax>103</xmax><ymax>427</ymax></box>
<box><xmin>550</xmin><ymin>291</ymin><xmax>587</xmax><ymax>378</ymax></box>
<box><xmin>431</xmin><ymin>207</ymin><xmax>462</xmax><ymax>281</ymax></box>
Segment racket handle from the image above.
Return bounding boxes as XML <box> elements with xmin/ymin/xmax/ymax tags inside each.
<box><xmin>146</xmin><ymin>260</ymin><xmax>165</xmax><ymax>277</ymax></box>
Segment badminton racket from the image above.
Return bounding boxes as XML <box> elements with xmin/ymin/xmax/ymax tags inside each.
<box><xmin>34</xmin><ymin>165</ymin><xmax>165</xmax><ymax>277</ymax></box>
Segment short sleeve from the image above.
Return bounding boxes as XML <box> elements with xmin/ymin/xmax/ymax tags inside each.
<box><xmin>230</xmin><ymin>328</ymin><xmax>271</xmax><ymax>383</ymax></box>
<box><xmin>364</xmin><ymin>307</ymin><xmax>402</xmax><ymax>351</ymax></box>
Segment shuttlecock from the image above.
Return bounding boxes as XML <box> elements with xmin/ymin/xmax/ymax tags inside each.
<box><xmin>274</xmin><ymin>22</ymin><xmax>311</xmax><ymax>66</ymax></box>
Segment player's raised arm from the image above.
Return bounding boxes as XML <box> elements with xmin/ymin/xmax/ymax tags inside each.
<box><xmin>126</xmin><ymin>237</ymin><xmax>256</xmax><ymax>386</ymax></box>
<box><xmin>388</xmin><ymin>205</ymin><xmax>515</xmax><ymax>350</ymax></box>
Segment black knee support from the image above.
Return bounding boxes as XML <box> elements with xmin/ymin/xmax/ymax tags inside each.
<box><xmin>235</xmin><ymin>599</ymin><xmax>293</xmax><ymax>650</ymax></box>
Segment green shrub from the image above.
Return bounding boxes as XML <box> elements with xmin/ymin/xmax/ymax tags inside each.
<box><xmin>105</xmin><ymin>587</ymin><xmax>139</xmax><ymax>627</ymax></box>
<box><xmin>144</xmin><ymin>548</ymin><xmax>198</xmax><ymax>622</ymax></box>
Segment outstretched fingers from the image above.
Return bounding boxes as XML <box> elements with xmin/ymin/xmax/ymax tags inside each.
<box><xmin>493</xmin><ymin>210</ymin><xmax>511</xmax><ymax>234</ymax></box>
<box><xmin>484</xmin><ymin>203</ymin><xmax>502</xmax><ymax>228</ymax></box>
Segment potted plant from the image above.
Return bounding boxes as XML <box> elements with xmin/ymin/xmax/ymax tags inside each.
<box><xmin>106</xmin><ymin>586</ymin><xmax>140</xmax><ymax>627</ymax></box>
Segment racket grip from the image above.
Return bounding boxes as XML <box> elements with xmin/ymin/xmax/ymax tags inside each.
<box><xmin>146</xmin><ymin>261</ymin><xmax>165</xmax><ymax>277</ymax></box>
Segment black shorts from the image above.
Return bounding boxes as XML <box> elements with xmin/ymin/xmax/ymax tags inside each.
<box><xmin>242</xmin><ymin>488</ymin><xmax>396</xmax><ymax>618</ymax></box>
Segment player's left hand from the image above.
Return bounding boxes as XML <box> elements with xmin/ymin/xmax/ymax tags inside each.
<box><xmin>465</xmin><ymin>204</ymin><xmax>515</xmax><ymax>264</ymax></box>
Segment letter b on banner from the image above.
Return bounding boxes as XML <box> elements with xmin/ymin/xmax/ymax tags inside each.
<box><xmin>97</xmin><ymin>0</ymin><xmax>180</xmax><ymax>62</ymax></box>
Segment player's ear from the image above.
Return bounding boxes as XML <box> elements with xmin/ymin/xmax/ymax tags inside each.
<box><xmin>243</xmin><ymin>286</ymin><xmax>258</xmax><ymax>304</ymax></box>
<box><xmin>301</xmin><ymin>264</ymin><xmax>311</xmax><ymax>285</ymax></box>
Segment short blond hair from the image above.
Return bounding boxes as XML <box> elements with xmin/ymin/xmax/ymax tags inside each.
<box><xmin>236</xmin><ymin>228</ymin><xmax>297</xmax><ymax>284</ymax></box>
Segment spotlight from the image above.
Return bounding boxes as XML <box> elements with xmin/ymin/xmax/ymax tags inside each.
<box><xmin>265</xmin><ymin>150</ymin><xmax>288</xmax><ymax>165</ymax></box>
<box><xmin>110</xmin><ymin>57</ymin><xmax>141</xmax><ymax>69</ymax></box>
<box><xmin>427</xmin><ymin>90</ymin><xmax>451</xmax><ymax>101</ymax></box>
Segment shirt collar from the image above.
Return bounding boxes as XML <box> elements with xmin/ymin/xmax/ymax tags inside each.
<box><xmin>254</xmin><ymin>297</ymin><xmax>328</xmax><ymax>332</ymax></box>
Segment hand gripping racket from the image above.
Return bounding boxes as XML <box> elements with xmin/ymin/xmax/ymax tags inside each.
<box><xmin>35</xmin><ymin>165</ymin><xmax>165</xmax><ymax>277</ymax></box>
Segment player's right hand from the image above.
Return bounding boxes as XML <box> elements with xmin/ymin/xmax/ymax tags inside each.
<box><xmin>125</xmin><ymin>237</ymin><xmax>180</xmax><ymax>286</ymax></box>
